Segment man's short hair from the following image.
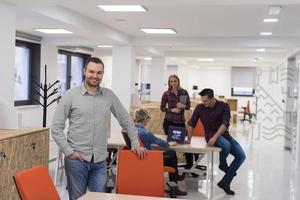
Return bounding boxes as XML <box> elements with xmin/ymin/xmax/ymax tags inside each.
<box><xmin>84</xmin><ymin>57</ymin><xmax>104</xmax><ymax>69</ymax></box>
<box><xmin>135</xmin><ymin>108</ymin><xmax>150</xmax><ymax>123</ymax></box>
<box><xmin>199</xmin><ymin>88</ymin><xmax>214</xmax><ymax>99</ymax></box>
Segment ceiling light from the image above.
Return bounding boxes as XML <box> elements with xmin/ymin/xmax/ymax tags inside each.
<box><xmin>140</xmin><ymin>28</ymin><xmax>176</xmax><ymax>34</ymax></box>
<box><xmin>268</xmin><ymin>6</ymin><xmax>281</xmax><ymax>15</ymax></box>
<box><xmin>144</xmin><ymin>57</ymin><xmax>152</xmax><ymax>61</ymax></box>
<box><xmin>197</xmin><ymin>58</ymin><xmax>214</xmax><ymax>62</ymax></box>
<box><xmin>256</xmin><ymin>48</ymin><xmax>265</xmax><ymax>52</ymax></box>
<box><xmin>34</xmin><ymin>28</ymin><xmax>72</xmax><ymax>34</ymax></box>
<box><xmin>98</xmin><ymin>5</ymin><xmax>146</xmax><ymax>12</ymax></box>
<box><xmin>260</xmin><ymin>32</ymin><xmax>272</xmax><ymax>36</ymax></box>
<box><xmin>263</xmin><ymin>18</ymin><xmax>278</xmax><ymax>23</ymax></box>
<box><xmin>97</xmin><ymin>45</ymin><xmax>112</xmax><ymax>48</ymax></box>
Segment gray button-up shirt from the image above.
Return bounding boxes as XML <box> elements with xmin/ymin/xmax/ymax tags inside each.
<box><xmin>51</xmin><ymin>83</ymin><xmax>139</xmax><ymax>163</ymax></box>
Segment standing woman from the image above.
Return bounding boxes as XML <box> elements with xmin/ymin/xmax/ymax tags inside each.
<box><xmin>160</xmin><ymin>74</ymin><xmax>191</xmax><ymax>137</ymax></box>
<box><xmin>160</xmin><ymin>74</ymin><xmax>191</xmax><ymax>135</ymax></box>
<box><xmin>160</xmin><ymin>74</ymin><xmax>193</xmax><ymax>170</ymax></box>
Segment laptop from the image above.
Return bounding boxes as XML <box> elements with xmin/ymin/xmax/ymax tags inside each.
<box><xmin>167</xmin><ymin>126</ymin><xmax>186</xmax><ymax>144</ymax></box>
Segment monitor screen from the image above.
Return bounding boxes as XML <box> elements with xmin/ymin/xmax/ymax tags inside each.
<box><xmin>231</xmin><ymin>87</ymin><xmax>254</xmax><ymax>97</ymax></box>
<box><xmin>167</xmin><ymin>126</ymin><xmax>186</xmax><ymax>144</ymax></box>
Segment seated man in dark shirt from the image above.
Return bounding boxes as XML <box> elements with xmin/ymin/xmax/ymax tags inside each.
<box><xmin>187</xmin><ymin>88</ymin><xmax>246</xmax><ymax>195</ymax></box>
<box><xmin>134</xmin><ymin>108</ymin><xmax>187</xmax><ymax>196</ymax></box>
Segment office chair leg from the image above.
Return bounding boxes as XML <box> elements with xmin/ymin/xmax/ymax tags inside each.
<box><xmin>167</xmin><ymin>181</ymin><xmax>178</xmax><ymax>198</ymax></box>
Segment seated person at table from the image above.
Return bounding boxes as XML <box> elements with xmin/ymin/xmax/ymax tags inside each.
<box><xmin>134</xmin><ymin>108</ymin><xmax>187</xmax><ymax>196</ymax></box>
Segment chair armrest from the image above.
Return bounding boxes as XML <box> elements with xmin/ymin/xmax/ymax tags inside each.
<box><xmin>164</xmin><ymin>166</ymin><xmax>176</xmax><ymax>173</ymax></box>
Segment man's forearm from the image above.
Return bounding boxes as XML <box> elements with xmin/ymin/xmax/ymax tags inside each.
<box><xmin>214</xmin><ymin>124</ymin><xmax>227</xmax><ymax>139</ymax></box>
<box><xmin>187</xmin><ymin>125</ymin><xmax>194</xmax><ymax>141</ymax></box>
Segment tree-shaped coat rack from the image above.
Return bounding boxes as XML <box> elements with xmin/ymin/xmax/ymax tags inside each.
<box><xmin>32</xmin><ymin>65</ymin><xmax>61</xmax><ymax>127</ymax></box>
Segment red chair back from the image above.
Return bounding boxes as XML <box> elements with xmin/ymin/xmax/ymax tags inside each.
<box><xmin>192</xmin><ymin>119</ymin><xmax>205</xmax><ymax>137</ymax></box>
<box><xmin>116</xmin><ymin>150</ymin><xmax>165</xmax><ymax>197</ymax></box>
<box><xmin>14</xmin><ymin>165</ymin><xmax>60</xmax><ymax>200</ymax></box>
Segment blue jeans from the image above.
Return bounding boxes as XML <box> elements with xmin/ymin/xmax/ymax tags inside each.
<box><xmin>215</xmin><ymin>136</ymin><xmax>246</xmax><ymax>185</ymax></box>
<box><xmin>64</xmin><ymin>157</ymin><xmax>107</xmax><ymax>200</ymax></box>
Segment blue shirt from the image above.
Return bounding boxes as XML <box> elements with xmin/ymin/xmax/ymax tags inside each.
<box><xmin>135</xmin><ymin>124</ymin><xmax>169</xmax><ymax>150</ymax></box>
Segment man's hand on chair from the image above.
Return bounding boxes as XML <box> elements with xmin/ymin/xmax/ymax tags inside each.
<box><xmin>132</xmin><ymin>146</ymin><xmax>148</xmax><ymax>159</ymax></box>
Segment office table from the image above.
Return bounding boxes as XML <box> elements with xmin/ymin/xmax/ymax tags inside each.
<box><xmin>108</xmin><ymin>134</ymin><xmax>221</xmax><ymax>180</ymax></box>
<box><xmin>108</xmin><ymin>134</ymin><xmax>220</xmax><ymax>198</ymax></box>
<box><xmin>79</xmin><ymin>192</ymin><xmax>187</xmax><ymax>200</ymax></box>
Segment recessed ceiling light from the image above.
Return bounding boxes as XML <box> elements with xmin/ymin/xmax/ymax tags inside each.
<box><xmin>97</xmin><ymin>45</ymin><xmax>112</xmax><ymax>48</ymax></box>
<box><xmin>268</xmin><ymin>6</ymin><xmax>281</xmax><ymax>15</ymax></box>
<box><xmin>140</xmin><ymin>28</ymin><xmax>176</xmax><ymax>34</ymax></box>
<box><xmin>144</xmin><ymin>57</ymin><xmax>152</xmax><ymax>61</ymax></box>
<box><xmin>114</xmin><ymin>19</ymin><xmax>127</xmax><ymax>22</ymax></box>
<box><xmin>256</xmin><ymin>48</ymin><xmax>266</xmax><ymax>52</ymax></box>
<box><xmin>34</xmin><ymin>28</ymin><xmax>72</xmax><ymax>34</ymax></box>
<box><xmin>98</xmin><ymin>5</ymin><xmax>147</xmax><ymax>12</ymax></box>
<box><xmin>263</xmin><ymin>18</ymin><xmax>278</xmax><ymax>23</ymax></box>
<box><xmin>260</xmin><ymin>32</ymin><xmax>272</xmax><ymax>36</ymax></box>
<box><xmin>197</xmin><ymin>58</ymin><xmax>214</xmax><ymax>62</ymax></box>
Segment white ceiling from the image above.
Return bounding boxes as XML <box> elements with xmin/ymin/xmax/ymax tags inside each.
<box><xmin>5</xmin><ymin>0</ymin><xmax>300</xmax><ymax>67</ymax></box>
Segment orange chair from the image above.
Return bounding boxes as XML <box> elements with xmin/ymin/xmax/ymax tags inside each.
<box><xmin>239</xmin><ymin>100</ymin><xmax>255</xmax><ymax>123</ymax></box>
<box><xmin>14</xmin><ymin>165</ymin><xmax>61</xmax><ymax>200</ymax></box>
<box><xmin>192</xmin><ymin>119</ymin><xmax>205</xmax><ymax>137</ymax></box>
<box><xmin>116</xmin><ymin>150</ymin><xmax>177</xmax><ymax>198</ymax></box>
<box><xmin>121</xmin><ymin>130</ymin><xmax>176</xmax><ymax>174</ymax></box>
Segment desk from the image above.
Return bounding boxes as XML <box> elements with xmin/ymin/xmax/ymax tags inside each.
<box><xmin>108</xmin><ymin>134</ymin><xmax>221</xmax><ymax>180</ymax></box>
<box><xmin>79</xmin><ymin>192</ymin><xmax>187</xmax><ymax>200</ymax></box>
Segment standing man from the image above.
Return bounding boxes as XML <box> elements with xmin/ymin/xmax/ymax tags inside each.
<box><xmin>51</xmin><ymin>57</ymin><xmax>147</xmax><ymax>200</ymax></box>
<box><xmin>186</xmin><ymin>88</ymin><xmax>245</xmax><ymax>195</ymax></box>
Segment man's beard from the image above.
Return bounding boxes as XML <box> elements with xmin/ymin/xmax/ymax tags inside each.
<box><xmin>86</xmin><ymin>79</ymin><xmax>100</xmax><ymax>87</ymax></box>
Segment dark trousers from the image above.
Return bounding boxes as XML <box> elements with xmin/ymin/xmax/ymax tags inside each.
<box><xmin>163</xmin><ymin>149</ymin><xmax>179</xmax><ymax>182</ymax></box>
<box><xmin>163</xmin><ymin>119</ymin><xmax>194</xmax><ymax>169</ymax></box>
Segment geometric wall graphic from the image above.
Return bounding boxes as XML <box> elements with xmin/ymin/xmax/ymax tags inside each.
<box><xmin>255</xmin><ymin>60</ymin><xmax>298</xmax><ymax>159</ymax></box>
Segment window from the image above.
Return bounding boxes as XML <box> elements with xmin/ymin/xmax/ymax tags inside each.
<box><xmin>231</xmin><ymin>67</ymin><xmax>256</xmax><ymax>97</ymax></box>
<box><xmin>14</xmin><ymin>40</ymin><xmax>41</xmax><ymax>106</ymax></box>
<box><xmin>57</xmin><ymin>50</ymin><xmax>90</xmax><ymax>94</ymax></box>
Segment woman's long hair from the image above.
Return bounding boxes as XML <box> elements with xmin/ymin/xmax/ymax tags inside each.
<box><xmin>168</xmin><ymin>74</ymin><xmax>182</xmax><ymax>91</ymax></box>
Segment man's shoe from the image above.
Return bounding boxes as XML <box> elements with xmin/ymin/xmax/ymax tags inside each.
<box><xmin>176</xmin><ymin>189</ymin><xmax>188</xmax><ymax>196</ymax></box>
<box><xmin>217</xmin><ymin>181</ymin><xmax>235</xmax><ymax>195</ymax></box>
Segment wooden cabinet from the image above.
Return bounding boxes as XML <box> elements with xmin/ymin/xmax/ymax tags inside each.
<box><xmin>226</xmin><ymin>99</ymin><xmax>238</xmax><ymax>126</ymax></box>
<box><xmin>0</xmin><ymin>128</ymin><xmax>49</xmax><ymax>200</ymax></box>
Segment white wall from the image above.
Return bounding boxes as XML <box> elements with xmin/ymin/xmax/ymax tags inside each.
<box><xmin>179</xmin><ymin>65</ymin><xmax>232</xmax><ymax>98</ymax></box>
<box><xmin>0</xmin><ymin>2</ymin><xmax>15</xmax><ymax>105</ymax></box>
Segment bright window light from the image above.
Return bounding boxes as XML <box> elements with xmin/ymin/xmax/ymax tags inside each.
<box><xmin>98</xmin><ymin>5</ymin><xmax>146</xmax><ymax>12</ymax></box>
<box><xmin>256</xmin><ymin>48</ymin><xmax>265</xmax><ymax>52</ymax></box>
<box><xmin>260</xmin><ymin>32</ymin><xmax>272</xmax><ymax>36</ymax></box>
<box><xmin>34</xmin><ymin>29</ymin><xmax>72</xmax><ymax>34</ymax></box>
<box><xmin>263</xmin><ymin>18</ymin><xmax>278</xmax><ymax>23</ymax></box>
<box><xmin>97</xmin><ymin>45</ymin><xmax>113</xmax><ymax>48</ymax></box>
<box><xmin>140</xmin><ymin>28</ymin><xmax>176</xmax><ymax>34</ymax></box>
<box><xmin>197</xmin><ymin>58</ymin><xmax>214</xmax><ymax>62</ymax></box>
<box><xmin>144</xmin><ymin>57</ymin><xmax>152</xmax><ymax>61</ymax></box>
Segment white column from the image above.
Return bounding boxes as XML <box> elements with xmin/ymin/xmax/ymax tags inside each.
<box><xmin>296</xmin><ymin>57</ymin><xmax>300</xmax><ymax>169</ymax></box>
<box><xmin>150</xmin><ymin>57</ymin><xmax>166</xmax><ymax>102</ymax></box>
<box><xmin>0</xmin><ymin>2</ymin><xmax>15</xmax><ymax>105</ymax></box>
<box><xmin>111</xmin><ymin>45</ymin><xmax>136</xmax><ymax>135</ymax></box>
